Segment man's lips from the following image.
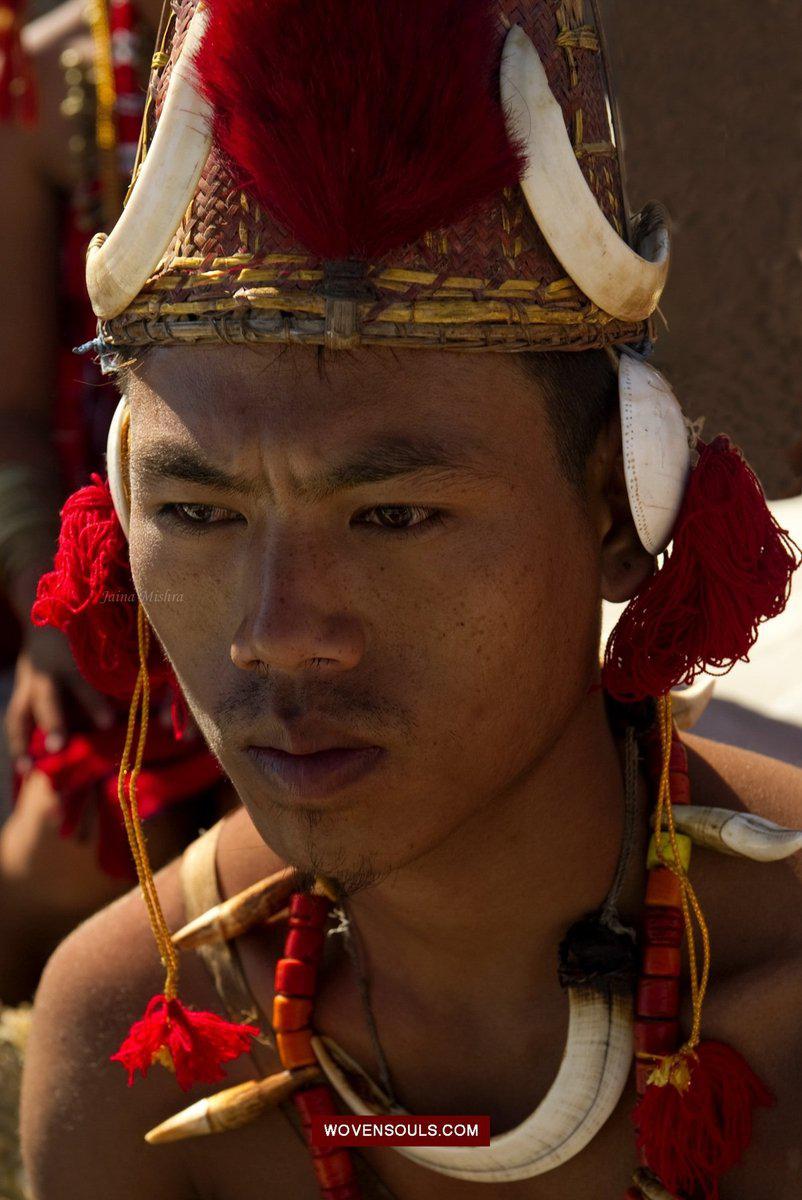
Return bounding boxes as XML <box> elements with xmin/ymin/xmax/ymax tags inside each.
<box><xmin>245</xmin><ymin>743</ymin><xmax>385</xmax><ymax>802</ymax></box>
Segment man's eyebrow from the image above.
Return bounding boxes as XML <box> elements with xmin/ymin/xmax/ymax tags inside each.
<box><xmin>134</xmin><ymin>435</ymin><xmax>480</xmax><ymax>501</ymax></box>
<box><xmin>134</xmin><ymin>444</ymin><xmax>261</xmax><ymax>497</ymax></box>
<box><xmin>298</xmin><ymin>436</ymin><xmax>479</xmax><ymax>502</ymax></box>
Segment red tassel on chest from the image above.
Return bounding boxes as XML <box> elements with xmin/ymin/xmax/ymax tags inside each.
<box><xmin>111</xmin><ymin>994</ymin><xmax>260</xmax><ymax>1092</ymax></box>
<box><xmin>632</xmin><ymin>1041</ymin><xmax>775</xmax><ymax>1200</ymax></box>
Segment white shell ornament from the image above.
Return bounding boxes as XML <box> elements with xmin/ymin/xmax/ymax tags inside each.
<box><xmin>500</xmin><ymin>25</ymin><xmax>670</xmax><ymax>322</ymax></box>
<box><xmin>106</xmin><ymin>394</ymin><xmax>130</xmax><ymax>538</ymax></box>
<box><xmin>86</xmin><ymin>5</ymin><xmax>213</xmax><ymax>319</ymax></box>
<box><xmin>668</xmin><ymin>806</ymin><xmax>802</xmax><ymax>863</ymax></box>
<box><xmin>618</xmin><ymin>355</ymin><xmax>692</xmax><ymax>555</ymax></box>
<box><xmin>313</xmin><ymin>987</ymin><xmax>633</xmax><ymax>1182</ymax></box>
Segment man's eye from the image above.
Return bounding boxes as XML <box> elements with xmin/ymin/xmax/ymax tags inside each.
<box><xmin>158</xmin><ymin>502</ymin><xmax>239</xmax><ymax>528</ymax></box>
<box><xmin>353</xmin><ymin>505</ymin><xmax>441</xmax><ymax>532</ymax></box>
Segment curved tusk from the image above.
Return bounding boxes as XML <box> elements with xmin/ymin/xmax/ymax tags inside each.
<box><xmin>86</xmin><ymin>5</ymin><xmax>213</xmax><ymax>319</ymax></box>
<box><xmin>665</xmin><ymin>806</ymin><xmax>802</xmax><ymax>863</ymax></box>
<box><xmin>313</xmin><ymin>988</ymin><xmax>633</xmax><ymax>1182</ymax></box>
<box><xmin>145</xmin><ymin>1066</ymin><xmax>321</xmax><ymax>1144</ymax></box>
<box><xmin>106</xmin><ymin>394</ymin><xmax>130</xmax><ymax>537</ymax></box>
<box><xmin>500</xmin><ymin>25</ymin><xmax>670</xmax><ymax>322</ymax></box>
<box><xmin>172</xmin><ymin>866</ymin><xmax>297</xmax><ymax>950</ymax></box>
<box><xmin>670</xmin><ymin>678</ymin><xmax>716</xmax><ymax>732</ymax></box>
<box><xmin>618</xmin><ymin>355</ymin><xmax>692</xmax><ymax>555</ymax></box>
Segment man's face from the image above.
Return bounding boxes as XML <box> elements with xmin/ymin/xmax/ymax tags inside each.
<box><xmin>127</xmin><ymin>345</ymin><xmax>606</xmax><ymax>889</ymax></box>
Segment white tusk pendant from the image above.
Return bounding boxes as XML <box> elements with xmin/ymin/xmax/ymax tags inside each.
<box><xmin>665</xmin><ymin>806</ymin><xmax>802</xmax><ymax>863</ymax></box>
<box><xmin>312</xmin><ymin>986</ymin><xmax>633</xmax><ymax>1182</ymax></box>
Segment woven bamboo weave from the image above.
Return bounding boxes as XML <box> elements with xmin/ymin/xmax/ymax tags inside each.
<box><xmin>98</xmin><ymin>0</ymin><xmax>651</xmax><ymax>355</ymax></box>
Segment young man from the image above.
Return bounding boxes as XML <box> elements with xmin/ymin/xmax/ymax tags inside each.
<box><xmin>20</xmin><ymin>1</ymin><xmax>802</xmax><ymax>1197</ymax></box>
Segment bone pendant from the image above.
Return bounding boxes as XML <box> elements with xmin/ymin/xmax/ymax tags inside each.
<box><xmin>313</xmin><ymin>987</ymin><xmax>633</xmax><ymax>1182</ymax></box>
<box><xmin>172</xmin><ymin>867</ymin><xmax>297</xmax><ymax>949</ymax></box>
<box><xmin>145</xmin><ymin>1065</ymin><xmax>321</xmax><ymax>1145</ymax></box>
<box><xmin>667</xmin><ymin>806</ymin><xmax>802</xmax><ymax>863</ymax></box>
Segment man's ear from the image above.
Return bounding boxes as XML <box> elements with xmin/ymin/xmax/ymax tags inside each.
<box><xmin>591</xmin><ymin>413</ymin><xmax>656</xmax><ymax>604</ymax></box>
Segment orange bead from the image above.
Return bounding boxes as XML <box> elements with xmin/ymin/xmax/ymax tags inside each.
<box><xmin>276</xmin><ymin>1028</ymin><xmax>316</xmax><ymax>1069</ymax></box>
<box><xmin>645</xmin><ymin>866</ymin><xmax>683</xmax><ymax>908</ymax></box>
<box><xmin>642</xmin><ymin>945</ymin><xmax>681</xmax><ymax>977</ymax></box>
<box><xmin>273</xmin><ymin>994</ymin><xmax>313</xmax><ymax>1032</ymax></box>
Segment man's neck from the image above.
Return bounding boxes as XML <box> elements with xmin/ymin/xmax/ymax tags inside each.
<box><xmin>343</xmin><ymin>692</ymin><xmax>646</xmax><ymax>1026</ymax></box>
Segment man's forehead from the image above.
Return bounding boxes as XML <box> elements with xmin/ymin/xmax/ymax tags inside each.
<box><xmin>126</xmin><ymin>343</ymin><xmax>546</xmax><ymax>464</ymax></box>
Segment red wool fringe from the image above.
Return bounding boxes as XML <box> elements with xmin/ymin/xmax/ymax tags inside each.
<box><xmin>604</xmin><ymin>437</ymin><xmax>801</xmax><ymax>702</ymax></box>
<box><xmin>633</xmin><ymin>1041</ymin><xmax>775</xmax><ymax>1200</ymax></box>
<box><xmin>194</xmin><ymin>0</ymin><xmax>523</xmax><ymax>261</ymax></box>
<box><xmin>0</xmin><ymin>0</ymin><xmax>37</xmax><ymax>125</ymax></box>
<box><xmin>112</xmin><ymin>994</ymin><xmax>260</xmax><ymax>1091</ymax></box>
<box><xmin>31</xmin><ymin>475</ymin><xmax>173</xmax><ymax>699</ymax></box>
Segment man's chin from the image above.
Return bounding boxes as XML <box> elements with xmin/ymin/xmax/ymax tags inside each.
<box><xmin>241</xmin><ymin>797</ymin><xmax>390</xmax><ymax>897</ymax></box>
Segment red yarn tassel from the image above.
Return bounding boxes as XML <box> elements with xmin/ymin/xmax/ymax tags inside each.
<box><xmin>194</xmin><ymin>0</ymin><xmax>523</xmax><ymax>261</ymax></box>
<box><xmin>633</xmin><ymin>1041</ymin><xmax>774</xmax><ymax>1200</ymax></box>
<box><xmin>604</xmin><ymin>437</ymin><xmax>801</xmax><ymax>702</ymax></box>
<box><xmin>111</xmin><ymin>994</ymin><xmax>260</xmax><ymax>1091</ymax></box>
<box><xmin>31</xmin><ymin>474</ymin><xmax>172</xmax><ymax>699</ymax></box>
<box><xmin>0</xmin><ymin>0</ymin><xmax>37</xmax><ymax>124</ymax></box>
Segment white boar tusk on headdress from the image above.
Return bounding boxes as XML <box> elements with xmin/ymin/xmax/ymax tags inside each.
<box><xmin>86</xmin><ymin>5</ymin><xmax>213</xmax><ymax>319</ymax></box>
<box><xmin>501</xmin><ymin>24</ymin><xmax>670</xmax><ymax>322</ymax></box>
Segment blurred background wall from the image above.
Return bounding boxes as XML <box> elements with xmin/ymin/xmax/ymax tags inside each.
<box><xmin>602</xmin><ymin>0</ymin><xmax>802</xmax><ymax>499</ymax></box>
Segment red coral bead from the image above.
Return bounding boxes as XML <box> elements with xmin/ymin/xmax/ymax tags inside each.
<box><xmin>642</xmin><ymin>905</ymin><xmax>684</xmax><ymax>947</ymax></box>
<box><xmin>322</xmin><ymin>1185</ymin><xmax>362</xmax><ymax>1200</ymax></box>
<box><xmin>274</xmin><ymin>957</ymin><xmax>317</xmax><ymax>997</ymax></box>
<box><xmin>294</xmin><ymin>1084</ymin><xmax>339</xmax><ymax>1128</ymax></box>
<box><xmin>634</xmin><ymin>1018</ymin><xmax>680</xmax><ymax>1056</ymax></box>
<box><xmin>641</xmin><ymin>945</ymin><xmax>681</xmax><ymax>977</ymax></box>
<box><xmin>290</xmin><ymin>892</ymin><xmax>331</xmax><ymax>928</ymax></box>
<box><xmin>286</xmin><ymin>926</ymin><xmax>326</xmax><ymax>963</ymax></box>
<box><xmin>312</xmin><ymin>1150</ymin><xmax>356</xmax><ymax>1189</ymax></box>
<box><xmin>645</xmin><ymin>737</ymin><xmax>688</xmax><ymax>777</ymax></box>
<box><xmin>636</xmin><ymin>976</ymin><xmax>680</xmax><ymax>1020</ymax></box>
<box><xmin>669</xmin><ymin>770</ymin><xmax>691</xmax><ymax>805</ymax></box>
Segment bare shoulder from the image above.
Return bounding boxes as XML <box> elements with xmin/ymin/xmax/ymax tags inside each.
<box><xmin>683</xmin><ymin>733</ymin><xmax>802</xmax><ymax>833</ymax></box>
<box><xmin>20</xmin><ymin>855</ymin><xmax>196</xmax><ymax>1198</ymax></box>
<box><xmin>676</xmin><ymin>737</ymin><xmax>802</xmax><ymax>1196</ymax></box>
<box><xmin>21</xmin><ymin>812</ymin><xmax>315</xmax><ymax>1200</ymax></box>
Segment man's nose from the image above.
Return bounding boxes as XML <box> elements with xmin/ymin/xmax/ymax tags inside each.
<box><xmin>230</xmin><ymin>533</ymin><xmax>365</xmax><ymax>675</ymax></box>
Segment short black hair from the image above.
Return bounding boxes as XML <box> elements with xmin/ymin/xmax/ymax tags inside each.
<box><xmin>517</xmin><ymin>349</ymin><xmax>618</xmax><ymax>492</ymax></box>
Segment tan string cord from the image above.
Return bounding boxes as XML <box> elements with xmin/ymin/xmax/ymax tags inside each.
<box><xmin>653</xmin><ymin>693</ymin><xmax>711</xmax><ymax>1057</ymax></box>
<box><xmin>117</xmin><ymin>603</ymin><xmax>179</xmax><ymax>996</ymax></box>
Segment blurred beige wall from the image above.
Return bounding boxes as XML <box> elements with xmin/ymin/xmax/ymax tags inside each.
<box><xmin>602</xmin><ymin>0</ymin><xmax>802</xmax><ymax>498</ymax></box>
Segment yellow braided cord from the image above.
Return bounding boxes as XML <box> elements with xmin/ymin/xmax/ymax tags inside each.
<box><xmin>123</xmin><ymin>0</ymin><xmax>174</xmax><ymax>208</ymax></box>
<box><xmin>85</xmin><ymin>0</ymin><xmax>121</xmax><ymax>222</ymax></box>
<box><xmin>117</xmin><ymin>604</ymin><xmax>179</xmax><ymax>997</ymax></box>
<box><xmin>654</xmin><ymin>694</ymin><xmax>711</xmax><ymax>1050</ymax></box>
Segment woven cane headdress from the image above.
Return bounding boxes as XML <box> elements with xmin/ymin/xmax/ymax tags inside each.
<box><xmin>29</xmin><ymin>2</ymin><xmax>800</xmax><ymax>1196</ymax></box>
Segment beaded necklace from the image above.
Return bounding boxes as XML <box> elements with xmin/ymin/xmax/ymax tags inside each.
<box><xmin>270</xmin><ymin>706</ymin><xmax>691</xmax><ymax>1200</ymax></box>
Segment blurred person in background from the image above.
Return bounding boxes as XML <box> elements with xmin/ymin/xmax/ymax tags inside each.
<box><xmin>0</xmin><ymin>0</ymin><xmax>235</xmax><ymax>1011</ymax></box>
